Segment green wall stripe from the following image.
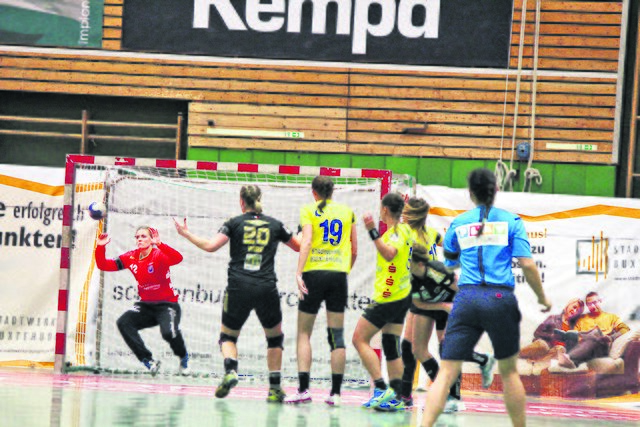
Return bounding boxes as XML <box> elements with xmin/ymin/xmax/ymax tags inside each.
<box><xmin>186</xmin><ymin>147</ymin><xmax>616</xmax><ymax>197</ymax></box>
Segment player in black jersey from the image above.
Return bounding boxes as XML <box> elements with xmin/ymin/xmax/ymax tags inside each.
<box><xmin>174</xmin><ymin>185</ymin><xmax>300</xmax><ymax>402</ymax></box>
<box><xmin>409</xmin><ymin>245</ymin><xmax>496</xmax><ymax>413</ymax></box>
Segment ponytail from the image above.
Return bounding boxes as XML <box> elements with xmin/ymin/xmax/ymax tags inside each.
<box><xmin>403</xmin><ymin>197</ymin><xmax>429</xmax><ymax>245</ymax></box>
<box><xmin>381</xmin><ymin>193</ymin><xmax>405</xmax><ymax>233</ymax></box>
<box><xmin>468</xmin><ymin>168</ymin><xmax>497</xmax><ymax>237</ymax></box>
<box><xmin>312</xmin><ymin>176</ymin><xmax>334</xmax><ymax>213</ymax></box>
<box><xmin>240</xmin><ymin>185</ymin><xmax>263</xmax><ymax>214</ymax></box>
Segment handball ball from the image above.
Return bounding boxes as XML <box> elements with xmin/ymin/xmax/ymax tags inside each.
<box><xmin>88</xmin><ymin>202</ymin><xmax>106</xmax><ymax>220</ymax></box>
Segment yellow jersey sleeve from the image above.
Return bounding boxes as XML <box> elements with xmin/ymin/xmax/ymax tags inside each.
<box><xmin>300</xmin><ymin>200</ymin><xmax>354</xmax><ymax>273</ymax></box>
<box><xmin>412</xmin><ymin>226</ymin><xmax>442</xmax><ymax>262</ymax></box>
<box><xmin>372</xmin><ymin>223</ymin><xmax>414</xmax><ymax>303</ymax></box>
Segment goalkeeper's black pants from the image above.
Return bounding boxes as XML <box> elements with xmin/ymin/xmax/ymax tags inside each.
<box><xmin>116</xmin><ymin>301</ymin><xmax>188</xmax><ymax>362</ymax></box>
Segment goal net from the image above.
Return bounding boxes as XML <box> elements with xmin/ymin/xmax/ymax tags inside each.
<box><xmin>58</xmin><ymin>155</ymin><xmax>413</xmax><ymax>385</ymax></box>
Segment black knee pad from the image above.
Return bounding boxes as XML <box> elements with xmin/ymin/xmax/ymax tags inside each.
<box><xmin>382</xmin><ymin>333</ymin><xmax>401</xmax><ymax>361</ymax></box>
<box><xmin>327</xmin><ymin>327</ymin><xmax>346</xmax><ymax>351</ymax></box>
<box><xmin>266</xmin><ymin>334</ymin><xmax>284</xmax><ymax>349</ymax></box>
<box><xmin>401</xmin><ymin>339</ymin><xmax>415</xmax><ymax>366</ymax></box>
<box><xmin>219</xmin><ymin>332</ymin><xmax>238</xmax><ymax>348</ymax></box>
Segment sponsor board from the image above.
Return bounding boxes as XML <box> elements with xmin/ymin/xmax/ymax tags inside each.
<box><xmin>122</xmin><ymin>0</ymin><xmax>513</xmax><ymax>68</ymax></box>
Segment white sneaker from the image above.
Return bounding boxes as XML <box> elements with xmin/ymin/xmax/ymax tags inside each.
<box><xmin>443</xmin><ymin>396</ymin><xmax>466</xmax><ymax>413</ymax></box>
<box><xmin>179</xmin><ymin>354</ymin><xmax>191</xmax><ymax>376</ymax></box>
<box><xmin>324</xmin><ymin>393</ymin><xmax>341</xmax><ymax>406</ymax></box>
<box><xmin>284</xmin><ymin>390</ymin><xmax>312</xmax><ymax>404</ymax></box>
<box><xmin>480</xmin><ymin>354</ymin><xmax>496</xmax><ymax>389</ymax></box>
<box><xmin>143</xmin><ymin>359</ymin><xmax>161</xmax><ymax>377</ymax></box>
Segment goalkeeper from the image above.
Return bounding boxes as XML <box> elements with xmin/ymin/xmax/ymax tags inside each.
<box><xmin>399</xmin><ymin>198</ymin><xmax>496</xmax><ymax>414</ymax></box>
<box><xmin>95</xmin><ymin>226</ymin><xmax>189</xmax><ymax>377</ymax></box>
<box><xmin>174</xmin><ymin>185</ymin><xmax>301</xmax><ymax>402</ymax></box>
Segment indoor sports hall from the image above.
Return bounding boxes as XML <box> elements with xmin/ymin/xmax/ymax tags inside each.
<box><xmin>1</xmin><ymin>1</ymin><xmax>640</xmax><ymax>426</ymax></box>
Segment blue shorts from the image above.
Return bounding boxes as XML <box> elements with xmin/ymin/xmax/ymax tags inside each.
<box><xmin>441</xmin><ymin>285</ymin><xmax>521</xmax><ymax>360</ymax></box>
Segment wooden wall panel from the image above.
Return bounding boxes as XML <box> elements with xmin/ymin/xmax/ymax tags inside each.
<box><xmin>510</xmin><ymin>0</ymin><xmax>623</xmax><ymax>72</ymax></box>
<box><xmin>102</xmin><ymin>0</ymin><xmax>123</xmax><ymax>50</ymax></box>
<box><xmin>0</xmin><ymin>0</ymin><xmax>626</xmax><ymax>165</ymax></box>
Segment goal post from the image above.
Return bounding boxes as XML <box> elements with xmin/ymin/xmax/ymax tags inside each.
<box><xmin>57</xmin><ymin>154</ymin><xmax>407</xmax><ymax>385</ymax></box>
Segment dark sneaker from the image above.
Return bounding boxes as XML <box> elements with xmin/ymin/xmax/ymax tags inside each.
<box><xmin>266</xmin><ymin>388</ymin><xmax>286</xmax><ymax>403</ymax></box>
<box><xmin>400</xmin><ymin>395</ymin><xmax>413</xmax><ymax>408</ymax></box>
<box><xmin>215</xmin><ymin>370</ymin><xmax>239</xmax><ymax>398</ymax></box>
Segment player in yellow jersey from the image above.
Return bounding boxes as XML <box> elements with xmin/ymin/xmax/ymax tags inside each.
<box><xmin>352</xmin><ymin>192</ymin><xmax>414</xmax><ymax>411</ymax></box>
<box><xmin>285</xmin><ymin>176</ymin><xmax>358</xmax><ymax>406</ymax></box>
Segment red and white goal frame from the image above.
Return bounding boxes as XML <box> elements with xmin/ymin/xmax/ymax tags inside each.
<box><xmin>55</xmin><ymin>154</ymin><xmax>393</xmax><ymax>374</ymax></box>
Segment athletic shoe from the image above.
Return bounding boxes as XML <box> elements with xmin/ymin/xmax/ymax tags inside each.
<box><xmin>215</xmin><ymin>370</ymin><xmax>239</xmax><ymax>398</ymax></box>
<box><xmin>142</xmin><ymin>358</ymin><xmax>161</xmax><ymax>377</ymax></box>
<box><xmin>443</xmin><ymin>396</ymin><xmax>466</xmax><ymax>413</ymax></box>
<box><xmin>284</xmin><ymin>389</ymin><xmax>312</xmax><ymax>404</ymax></box>
<box><xmin>266</xmin><ymin>388</ymin><xmax>286</xmax><ymax>403</ymax></box>
<box><xmin>324</xmin><ymin>393</ymin><xmax>341</xmax><ymax>406</ymax></box>
<box><xmin>374</xmin><ymin>398</ymin><xmax>406</xmax><ymax>412</ymax></box>
<box><xmin>480</xmin><ymin>354</ymin><xmax>496</xmax><ymax>389</ymax></box>
<box><xmin>400</xmin><ymin>395</ymin><xmax>413</xmax><ymax>408</ymax></box>
<box><xmin>361</xmin><ymin>387</ymin><xmax>395</xmax><ymax>409</ymax></box>
<box><xmin>179</xmin><ymin>353</ymin><xmax>191</xmax><ymax>376</ymax></box>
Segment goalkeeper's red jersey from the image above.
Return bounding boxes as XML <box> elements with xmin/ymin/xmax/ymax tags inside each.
<box><xmin>95</xmin><ymin>243</ymin><xmax>183</xmax><ymax>302</ymax></box>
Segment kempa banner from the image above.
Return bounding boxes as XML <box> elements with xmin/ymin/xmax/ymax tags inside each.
<box><xmin>0</xmin><ymin>0</ymin><xmax>104</xmax><ymax>48</ymax></box>
<box><xmin>122</xmin><ymin>0</ymin><xmax>514</xmax><ymax>68</ymax></box>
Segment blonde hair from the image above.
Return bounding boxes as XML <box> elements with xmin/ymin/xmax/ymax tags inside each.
<box><xmin>240</xmin><ymin>185</ymin><xmax>263</xmax><ymax>213</ymax></box>
<box><xmin>404</xmin><ymin>197</ymin><xmax>429</xmax><ymax>245</ymax></box>
<box><xmin>135</xmin><ymin>226</ymin><xmax>152</xmax><ymax>237</ymax></box>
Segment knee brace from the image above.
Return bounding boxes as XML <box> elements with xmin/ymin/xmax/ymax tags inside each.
<box><xmin>219</xmin><ymin>332</ymin><xmax>238</xmax><ymax>348</ymax></box>
<box><xmin>266</xmin><ymin>334</ymin><xmax>284</xmax><ymax>349</ymax></box>
<box><xmin>382</xmin><ymin>333</ymin><xmax>401</xmax><ymax>361</ymax></box>
<box><xmin>401</xmin><ymin>339</ymin><xmax>416</xmax><ymax>368</ymax></box>
<box><xmin>327</xmin><ymin>327</ymin><xmax>346</xmax><ymax>351</ymax></box>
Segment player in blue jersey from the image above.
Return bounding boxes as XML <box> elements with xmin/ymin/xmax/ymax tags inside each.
<box><xmin>421</xmin><ymin>168</ymin><xmax>551</xmax><ymax>427</ymax></box>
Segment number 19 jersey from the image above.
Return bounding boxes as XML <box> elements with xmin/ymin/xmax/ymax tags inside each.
<box><xmin>300</xmin><ymin>200</ymin><xmax>355</xmax><ymax>273</ymax></box>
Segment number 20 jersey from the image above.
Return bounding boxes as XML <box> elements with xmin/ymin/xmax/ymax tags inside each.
<box><xmin>300</xmin><ymin>200</ymin><xmax>355</xmax><ymax>273</ymax></box>
<box><xmin>220</xmin><ymin>212</ymin><xmax>294</xmax><ymax>286</ymax></box>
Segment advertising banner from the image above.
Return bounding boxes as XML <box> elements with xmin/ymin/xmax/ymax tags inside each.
<box><xmin>122</xmin><ymin>0</ymin><xmax>514</xmax><ymax>68</ymax></box>
<box><xmin>0</xmin><ymin>0</ymin><xmax>104</xmax><ymax>48</ymax></box>
<box><xmin>0</xmin><ymin>166</ymin><xmax>65</xmax><ymax>364</ymax></box>
<box><xmin>0</xmin><ymin>166</ymin><xmax>101</xmax><ymax>365</ymax></box>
